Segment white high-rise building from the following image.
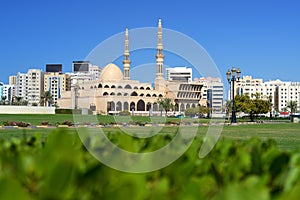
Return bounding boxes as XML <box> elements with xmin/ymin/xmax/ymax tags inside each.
<box><xmin>44</xmin><ymin>72</ymin><xmax>70</xmax><ymax>106</ymax></box>
<box><xmin>16</xmin><ymin>69</ymin><xmax>44</xmax><ymax>105</ymax></box>
<box><xmin>0</xmin><ymin>82</ymin><xmax>4</xmax><ymax>99</ymax></box>
<box><xmin>275</xmin><ymin>82</ymin><xmax>300</xmax><ymax>113</ymax></box>
<box><xmin>234</xmin><ymin>76</ymin><xmax>300</xmax><ymax>113</ymax></box>
<box><xmin>166</xmin><ymin>67</ymin><xmax>192</xmax><ymax>83</ymax></box>
<box><xmin>9</xmin><ymin>75</ymin><xmax>17</xmax><ymax>85</ymax></box>
<box><xmin>195</xmin><ymin>77</ymin><xmax>224</xmax><ymax>114</ymax></box>
<box><xmin>67</xmin><ymin>61</ymin><xmax>102</xmax><ymax>85</ymax></box>
<box><xmin>16</xmin><ymin>73</ymin><xmax>27</xmax><ymax>98</ymax></box>
<box><xmin>2</xmin><ymin>84</ymin><xmax>15</xmax><ymax>103</ymax></box>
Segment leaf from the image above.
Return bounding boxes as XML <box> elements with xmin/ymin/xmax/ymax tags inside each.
<box><xmin>0</xmin><ymin>177</ymin><xmax>31</xmax><ymax>200</ymax></box>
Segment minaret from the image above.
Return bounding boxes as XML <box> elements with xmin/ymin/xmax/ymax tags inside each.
<box><xmin>155</xmin><ymin>18</ymin><xmax>164</xmax><ymax>79</ymax></box>
<box><xmin>154</xmin><ymin>19</ymin><xmax>165</xmax><ymax>91</ymax></box>
<box><xmin>123</xmin><ymin>27</ymin><xmax>130</xmax><ymax>80</ymax></box>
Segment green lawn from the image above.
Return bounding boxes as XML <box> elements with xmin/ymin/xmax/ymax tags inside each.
<box><xmin>0</xmin><ymin>114</ymin><xmax>291</xmax><ymax>126</ymax></box>
<box><xmin>1</xmin><ymin>123</ymin><xmax>299</xmax><ymax>151</ymax></box>
<box><xmin>0</xmin><ymin>114</ymin><xmax>212</xmax><ymax>126</ymax></box>
<box><xmin>0</xmin><ymin>114</ymin><xmax>74</xmax><ymax>125</ymax></box>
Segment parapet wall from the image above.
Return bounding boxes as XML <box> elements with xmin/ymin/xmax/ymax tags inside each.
<box><xmin>0</xmin><ymin>106</ymin><xmax>55</xmax><ymax>114</ymax></box>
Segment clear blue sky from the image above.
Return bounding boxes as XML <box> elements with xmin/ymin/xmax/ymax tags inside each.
<box><xmin>1</xmin><ymin>0</ymin><xmax>300</xmax><ymax>85</ymax></box>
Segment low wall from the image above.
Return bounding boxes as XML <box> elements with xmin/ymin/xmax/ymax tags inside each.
<box><xmin>0</xmin><ymin>106</ymin><xmax>55</xmax><ymax>114</ymax></box>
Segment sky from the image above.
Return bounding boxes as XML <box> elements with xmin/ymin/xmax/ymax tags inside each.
<box><xmin>0</xmin><ymin>0</ymin><xmax>300</xmax><ymax>87</ymax></box>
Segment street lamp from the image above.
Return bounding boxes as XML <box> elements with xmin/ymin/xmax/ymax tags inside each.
<box><xmin>269</xmin><ymin>95</ymin><xmax>273</xmax><ymax>121</ymax></box>
<box><xmin>226</xmin><ymin>67</ymin><xmax>241</xmax><ymax>123</ymax></box>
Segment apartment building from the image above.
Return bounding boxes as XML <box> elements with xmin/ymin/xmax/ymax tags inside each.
<box><xmin>234</xmin><ymin>76</ymin><xmax>300</xmax><ymax>112</ymax></box>
<box><xmin>16</xmin><ymin>69</ymin><xmax>44</xmax><ymax>105</ymax></box>
<box><xmin>44</xmin><ymin>72</ymin><xmax>70</xmax><ymax>106</ymax></box>
<box><xmin>195</xmin><ymin>77</ymin><xmax>224</xmax><ymax>114</ymax></box>
<box><xmin>166</xmin><ymin>67</ymin><xmax>192</xmax><ymax>83</ymax></box>
<box><xmin>67</xmin><ymin>61</ymin><xmax>102</xmax><ymax>85</ymax></box>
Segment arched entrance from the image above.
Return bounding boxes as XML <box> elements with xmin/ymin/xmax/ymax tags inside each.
<box><xmin>153</xmin><ymin>103</ymin><xmax>158</xmax><ymax>111</ymax></box>
<box><xmin>146</xmin><ymin>102</ymin><xmax>152</xmax><ymax>111</ymax></box>
<box><xmin>180</xmin><ymin>103</ymin><xmax>185</xmax><ymax>111</ymax></box>
<box><xmin>124</xmin><ymin>102</ymin><xmax>129</xmax><ymax>110</ymax></box>
<box><xmin>130</xmin><ymin>102</ymin><xmax>135</xmax><ymax>111</ymax></box>
<box><xmin>110</xmin><ymin>102</ymin><xmax>115</xmax><ymax>111</ymax></box>
<box><xmin>137</xmin><ymin>100</ymin><xmax>145</xmax><ymax>111</ymax></box>
<box><xmin>186</xmin><ymin>104</ymin><xmax>190</xmax><ymax>109</ymax></box>
<box><xmin>116</xmin><ymin>101</ymin><xmax>122</xmax><ymax>111</ymax></box>
<box><xmin>175</xmin><ymin>103</ymin><xmax>179</xmax><ymax>111</ymax></box>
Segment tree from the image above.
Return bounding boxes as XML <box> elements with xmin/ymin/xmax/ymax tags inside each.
<box><xmin>40</xmin><ymin>91</ymin><xmax>53</xmax><ymax>107</ymax></box>
<box><xmin>234</xmin><ymin>94</ymin><xmax>270</xmax><ymax>122</ymax></box>
<box><xmin>0</xmin><ymin>96</ymin><xmax>7</xmax><ymax>105</ymax></box>
<box><xmin>157</xmin><ymin>98</ymin><xmax>174</xmax><ymax>116</ymax></box>
<box><xmin>185</xmin><ymin>106</ymin><xmax>210</xmax><ymax>118</ymax></box>
<box><xmin>225</xmin><ymin>100</ymin><xmax>232</xmax><ymax>116</ymax></box>
<box><xmin>13</xmin><ymin>96</ymin><xmax>23</xmax><ymax>105</ymax></box>
<box><xmin>287</xmin><ymin>100</ymin><xmax>298</xmax><ymax>115</ymax></box>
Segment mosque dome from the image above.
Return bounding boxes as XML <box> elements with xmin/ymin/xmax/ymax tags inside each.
<box><xmin>100</xmin><ymin>63</ymin><xmax>123</xmax><ymax>81</ymax></box>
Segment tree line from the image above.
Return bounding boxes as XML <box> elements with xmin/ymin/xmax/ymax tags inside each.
<box><xmin>230</xmin><ymin>93</ymin><xmax>299</xmax><ymax>121</ymax></box>
<box><xmin>0</xmin><ymin>91</ymin><xmax>54</xmax><ymax>107</ymax></box>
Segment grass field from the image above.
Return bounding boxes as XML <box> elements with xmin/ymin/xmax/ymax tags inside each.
<box><xmin>0</xmin><ymin>113</ymin><xmax>291</xmax><ymax>126</ymax></box>
<box><xmin>0</xmin><ymin>114</ymin><xmax>213</xmax><ymax>125</ymax></box>
<box><xmin>1</xmin><ymin>123</ymin><xmax>299</xmax><ymax>151</ymax></box>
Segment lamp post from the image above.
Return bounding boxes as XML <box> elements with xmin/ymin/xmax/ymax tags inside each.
<box><xmin>226</xmin><ymin>67</ymin><xmax>241</xmax><ymax>123</ymax></box>
<box><xmin>269</xmin><ymin>95</ymin><xmax>273</xmax><ymax>121</ymax></box>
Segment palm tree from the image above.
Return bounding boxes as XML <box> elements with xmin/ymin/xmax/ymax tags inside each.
<box><xmin>13</xmin><ymin>96</ymin><xmax>23</xmax><ymax>105</ymax></box>
<box><xmin>157</xmin><ymin>98</ymin><xmax>174</xmax><ymax>116</ymax></box>
<box><xmin>0</xmin><ymin>96</ymin><xmax>6</xmax><ymax>105</ymax></box>
<box><xmin>287</xmin><ymin>100</ymin><xmax>298</xmax><ymax>116</ymax></box>
<box><xmin>40</xmin><ymin>91</ymin><xmax>53</xmax><ymax>107</ymax></box>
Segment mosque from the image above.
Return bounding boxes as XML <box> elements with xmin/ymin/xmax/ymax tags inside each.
<box><xmin>58</xmin><ymin>19</ymin><xmax>203</xmax><ymax>115</ymax></box>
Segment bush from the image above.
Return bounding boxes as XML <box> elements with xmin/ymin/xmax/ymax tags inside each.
<box><xmin>55</xmin><ymin>109</ymin><xmax>93</xmax><ymax>115</ymax></box>
<box><xmin>2</xmin><ymin>120</ymin><xmax>9</xmax><ymax>126</ymax></box>
<box><xmin>0</xmin><ymin>132</ymin><xmax>300</xmax><ymax>199</ymax></box>
<box><xmin>119</xmin><ymin>110</ymin><xmax>131</xmax><ymax>116</ymax></box>
<box><xmin>166</xmin><ymin>120</ymin><xmax>180</xmax><ymax>125</ymax></box>
<box><xmin>2</xmin><ymin>120</ymin><xmax>30</xmax><ymax>127</ymax></box>
<box><xmin>61</xmin><ymin>120</ymin><xmax>73</xmax><ymax>126</ymax></box>
<box><xmin>15</xmin><ymin>121</ymin><xmax>30</xmax><ymax>127</ymax></box>
<box><xmin>40</xmin><ymin>121</ymin><xmax>49</xmax><ymax>126</ymax></box>
<box><xmin>55</xmin><ymin>109</ymin><xmax>81</xmax><ymax>114</ymax></box>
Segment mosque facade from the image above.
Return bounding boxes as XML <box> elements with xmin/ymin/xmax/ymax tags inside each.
<box><xmin>58</xmin><ymin>19</ymin><xmax>203</xmax><ymax>115</ymax></box>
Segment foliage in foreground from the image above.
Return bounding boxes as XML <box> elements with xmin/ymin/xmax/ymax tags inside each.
<box><xmin>1</xmin><ymin>130</ymin><xmax>300</xmax><ymax>199</ymax></box>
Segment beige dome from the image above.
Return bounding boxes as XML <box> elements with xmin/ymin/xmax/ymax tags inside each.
<box><xmin>100</xmin><ymin>63</ymin><xmax>123</xmax><ymax>81</ymax></box>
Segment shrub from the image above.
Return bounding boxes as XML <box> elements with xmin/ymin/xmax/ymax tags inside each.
<box><xmin>2</xmin><ymin>120</ymin><xmax>9</xmax><ymax>126</ymax></box>
<box><xmin>15</xmin><ymin>121</ymin><xmax>30</xmax><ymax>127</ymax></box>
<box><xmin>61</xmin><ymin>120</ymin><xmax>73</xmax><ymax>126</ymax></box>
<box><xmin>99</xmin><ymin>122</ymin><xmax>107</xmax><ymax>126</ymax></box>
<box><xmin>2</xmin><ymin>120</ymin><xmax>30</xmax><ymax>127</ymax></box>
<box><xmin>167</xmin><ymin>120</ymin><xmax>180</xmax><ymax>125</ymax></box>
<box><xmin>0</xmin><ymin>132</ymin><xmax>299</xmax><ymax>199</ymax></box>
<box><xmin>40</xmin><ymin>121</ymin><xmax>49</xmax><ymax>126</ymax></box>
<box><xmin>56</xmin><ymin>109</ymin><xmax>82</xmax><ymax>114</ymax></box>
<box><xmin>119</xmin><ymin>110</ymin><xmax>131</xmax><ymax>116</ymax></box>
